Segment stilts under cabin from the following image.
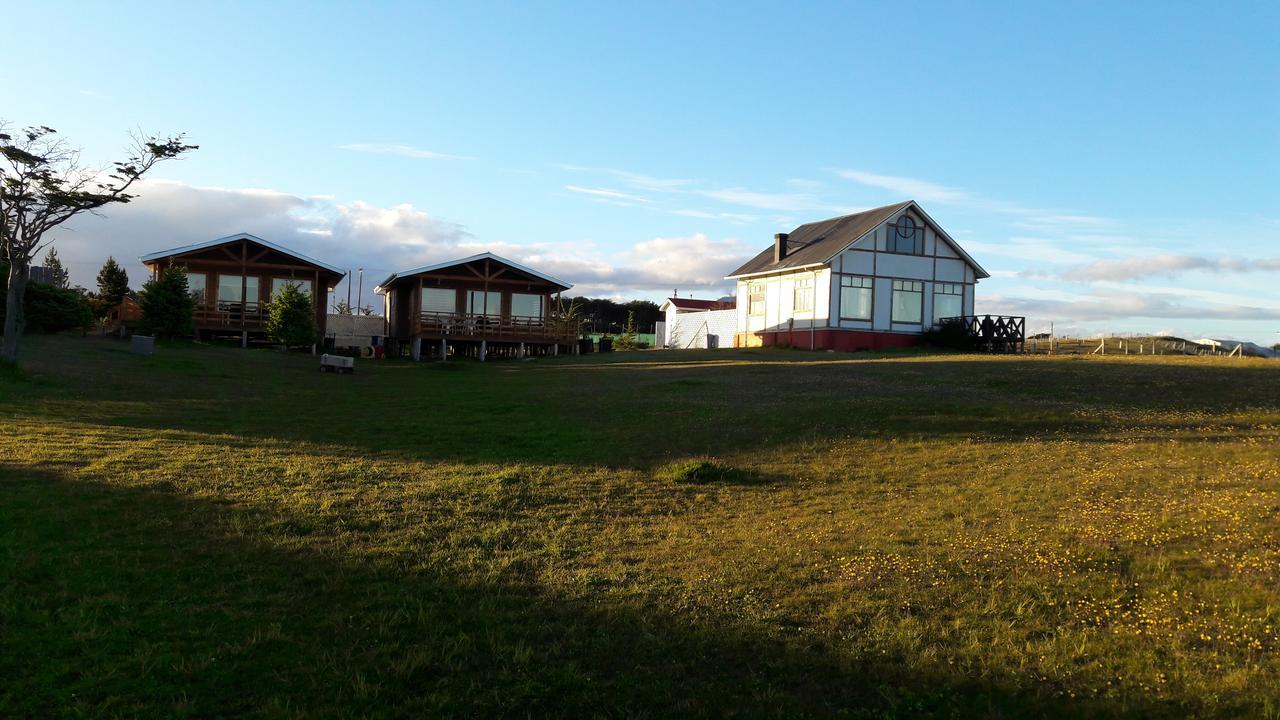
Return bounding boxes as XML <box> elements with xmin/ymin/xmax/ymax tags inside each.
<box><xmin>376</xmin><ymin>252</ymin><xmax>578</xmax><ymax>361</ymax></box>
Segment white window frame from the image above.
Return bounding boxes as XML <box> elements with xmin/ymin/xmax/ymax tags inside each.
<box><xmin>933</xmin><ymin>282</ymin><xmax>963</xmax><ymax>321</ymax></box>
<box><xmin>510</xmin><ymin>293</ymin><xmax>544</xmax><ymax>320</ymax></box>
<box><xmin>891</xmin><ymin>280</ymin><xmax>924</xmax><ymax>324</ymax></box>
<box><xmin>792</xmin><ymin>277</ymin><xmax>814</xmax><ymax>313</ymax></box>
<box><xmin>839</xmin><ymin>275</ymin><xmax>873</xmax><ymax>320</ymax></box>
<box><xmin>467</xmin><ymin>290</ymin><xmax>503</xmax><ymax>317</ymax></box>
<box><xmin>748</xmin><ymin>283</ymin><xmax>765</xmax><ymax>316</ymax></box>
<box><xmin>421</xmin><ymin>287</ymin><xmax>457</xmax><ymax>314</ymax></box>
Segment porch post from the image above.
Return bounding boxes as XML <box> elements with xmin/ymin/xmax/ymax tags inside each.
<box><xmin>411</xmin><ymin>337</ymin><xmax>421</xmax><ymax>361</ymax></box>
<box><xmin>480</xmin><ymin>339</ymin><xmax>487</xmax><ymax>362</ymax></box>
<box><xmin>519</xmin><ymin>342</ymin><xmax>525</xmax><ymax>359</ymax></box>
<box><xmin>440</xmin><ymin>337</ymin><xmax>447</xmax><ymax>361</ymax></box>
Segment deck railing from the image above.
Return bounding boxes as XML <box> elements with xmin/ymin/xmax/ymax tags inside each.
<box><xmin>415</xmin><ymin>311</ymin><xmax>580</xmax><ymax>342</ymax></box>
<box><xmin>936</xmin><ymin>315</ymin><xmax>1026</xmax><ymax>351</ymax></box>
<box><xmin>193</xmin><ymin>301</ymin><xmax>270</xmax><ymax>328</ymax></box>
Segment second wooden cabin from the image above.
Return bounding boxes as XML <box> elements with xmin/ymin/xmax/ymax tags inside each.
<box><xmin>377</xmin><ymin>252</ymin><xmax>577</xmax><ymax>360</ymax></box>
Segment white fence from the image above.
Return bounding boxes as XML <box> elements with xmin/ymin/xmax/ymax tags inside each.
<box><xmin>327</xmin><ymin>314</ymin><xmax>385</xmax><ymax>349</ymax></box>
<box><xmin>666</xmin><ymin>309</ymin><xmax>736</xmax><ymax>349</ymax></box>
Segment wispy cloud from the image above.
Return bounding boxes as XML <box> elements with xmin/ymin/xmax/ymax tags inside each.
<box><xmin>832</xmin><ymin>169</ymin><xmax>973</xmax><ymax>205</ymax></box>
<box><xmin>695</xmin><ymin>187</ymin><xmax>851</xmax><ymax>213</ymax></box>
<box><xmin>670</xmin><ymin>209</ymin><xmax>758</xmax><ymax>224</ymax></box>
<box><xmin>564</xmin><ymin>185</ymin><xmax>649</xmax><ymax>203</ymax></box>
<box><xmin>555</xmin><ymin>164</ymin><xmax>693</xmax><ymax>192</ymax></box>
<box><xmin>338</xmin><ymin>143</ymin><xmax>475</xmax><ymax>161</ymax></box>
<box><xmin>78</xmin><ymin>89</ymin><xmax>113</xmax><ymax>101</ymax></box>
<box><xmin>984</xmin><ymin>291</ymin><xmax>1280</xmax><ymax>322</ymax></box>
<box><xmin>1053</xmin><ymin>255</ymin><xmax>1280</xmax><ymax>282</ymax></box>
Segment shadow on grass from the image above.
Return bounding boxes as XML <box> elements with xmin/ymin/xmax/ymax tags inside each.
<box><xmin>5</xmin><ymin>336</ymin><xmax>1279</xmax><ymax>472</ymax></box>
<box><xmin>1</xmin><ymin>465</ymin><xmax>1213</xmax><ymax>719</ymax></box>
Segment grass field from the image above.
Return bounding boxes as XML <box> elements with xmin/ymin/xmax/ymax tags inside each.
<box><xmin>3</xmin><ymin>335</ymin><xmax>1279</xmax><ymax>718</ymax></box>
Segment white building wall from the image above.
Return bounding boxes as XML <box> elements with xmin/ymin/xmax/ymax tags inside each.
<box><xmin>668</xmin><ymin>308</ymin><xmax>737</xmax><ymax>349</ymax></box>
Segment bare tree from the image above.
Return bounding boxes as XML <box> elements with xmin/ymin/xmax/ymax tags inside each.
<box><xmin>0</xmin><ymin>123</ymin><xmax>196</xmax><ymax>361</ymax></box>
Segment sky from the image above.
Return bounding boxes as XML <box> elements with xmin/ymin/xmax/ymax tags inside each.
<box><xmin>4</xmin><ymin>1</ymin><xmax>1278</xmax><ymax>343</ymax></box>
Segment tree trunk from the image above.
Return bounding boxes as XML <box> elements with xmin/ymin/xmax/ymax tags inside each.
<box><xmin>2</xmin><ymin>260</ymin><xmax>29</xmax><ymax>362</ymax></box>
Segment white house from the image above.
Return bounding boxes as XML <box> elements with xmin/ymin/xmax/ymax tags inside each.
<box><xmin>725</xmin><ymin>200</ymin><xmax>990</xmax><ymax>351</ymax></box>
<box><xmin>659</xmin><ymin>297</ymin><xmax>736</xmax><ymax>349</ymax></box>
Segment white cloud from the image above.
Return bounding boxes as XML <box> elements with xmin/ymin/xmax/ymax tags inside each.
<box><xmin>45</xmin><ymin>179</ymin><xmax>746</xmax><ymax>309</ymax></box>
<box><xmin>695</xmin><ymin>187</ymin><xmax>851</xmax><ymax>213</ymax></box>
<box><xmin>337</xmin><ymin>143</ymin><xmax>475</xmax><ymax>161</ymax></box>
<box><xmin>554</xmin><ymin>164</ymin><xmax>694</xmax><ymax>192</ymax></box>
<box><xmin>564</xmin><ymin>185</ymin><xmax>649</xmax><ymax>203</ymax></box>
<box><xmin>983</xmin><ymin>291</ymin><xmax>1280</xmax><ymax>322</ymax></box>
<box><xmin>832</xmin><ymin>169</ymin><xmax>973</xmax><ymax>205</ymax></box>
<box><xmin>1056</xmin><ymin>254</ymin><xmax>1280</xmax><ymax>282</ymax></box>
<box><xmin>670</xmin><ymin>209</ymin><xmax>758</xmax><ymax>224</ymax></box>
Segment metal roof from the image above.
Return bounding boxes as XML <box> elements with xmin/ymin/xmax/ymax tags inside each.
<box><xmin>376</xmin><ymin>252</ymin><xmax>573</xmax><ymax>292</ymax></box>
<box><xmin>725</xmin><ymin>200</ymin><xmax>989</xmax><ymax>280</ymax></box>
<box><xmin>138</xmin><ymin>232</ymin><xmax>346</xmax><ymax>275</ymax></box>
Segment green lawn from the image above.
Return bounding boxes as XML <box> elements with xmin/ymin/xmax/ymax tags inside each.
<box><xmin>3</xmin><ymin>335</ymin><xmax>1279</xmax><ymax>718</ymax></box>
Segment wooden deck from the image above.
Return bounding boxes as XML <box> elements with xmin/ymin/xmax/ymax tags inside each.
<box><xmin>414</xmin><ymin>311</ymin><xmax>578</xmax><ymax>344</ymax></box>
<box><xmin>193</xmin><ymin>302</ymin><xmax>271</xmax><ymax>330</ymax></box>
<box><xmin>937</xmin><ymin>315</ymin><xmax>1026</xmax><ymax>352</ymax></box>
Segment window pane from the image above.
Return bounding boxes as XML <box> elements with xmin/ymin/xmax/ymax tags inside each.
<box><xmin>511</xmin><ymin>293</ymin><xmax>543</xmax><ymax>319</ymax></box>
<box><xmin>892</xmin><ymin>286</ymin><xmax>922</xmax><ymax>323</ymax></box>
<box><xmin>840</xmin><ymin>285</ymin><xmax>872</xmax><ymax>319</ymax></box>
<box><xmin>187</xmin><ymin>273</ymin><xmax>206</xmax><ymax>302</ymax></box>
<box><xmin>793</xmin><ymin>278</ymin><xmax>813</xmax><ymax>312</ymax></box>
<box><xmin>272</xmin><ymin>277</ymin><xmax>313</xmax><ymax>299</ymax></box>
<box><xmin>217</xmin><ymin>275</ymin><xmax>244</xmax><ymax>302</ymax></box>
<box><xmin>245</xmin><ymin>277</ymin><xmax>259</xmax><ymax>303</ymax></box>
<box><xmin>421</xmin><ymin>287</ymin><xmax>456</xmax><ymax>313</ymax></box>
<box><xmin>934</xmin><ymin>293</ymin><xmax>962</xmax><ymax>320</ymax></box>
<box><xmin>468</xmin><ymin>290</ymin><xmax>502</xmax><ymax>316</ymax></box>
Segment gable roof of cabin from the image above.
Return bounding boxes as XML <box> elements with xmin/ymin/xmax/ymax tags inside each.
<box><xmin>377</xmin><ymin>252</ymin><xmax>573</xmax><ymax>292</ymax></box>
<box><xmin>725</xmin><ymin>200</ymin><xmax>989</xmax><ymax>280</ymax></box>
<box><xmin>139</xmin><ymin>232</ymin><xmax>346</xmax><ymax>275</ymax></box>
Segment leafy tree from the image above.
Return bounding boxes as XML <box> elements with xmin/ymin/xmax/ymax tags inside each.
<box><xmin>614</xmin><ymin>310</ymin><xmax>646</xmax><ymax>350</ymax></box>
<box><xmin>265</xmin><ymin>283</ymin><xmax>317</xmax><ymax>347</ymax></box>
<box><xmin>96</xmin><ymin>256</ymin><xmax>130</xmax><ymax>307</ymax></box>
<box><xmin>1</xmin><ymin>122</ymin><xmax>196</xmax><ymax>362</ymax></box>
<box><xmin>138</xmin><ymin>266</ymin><xmax>195</xmax><ymax>339</ymax></box>
<box><xmin>0</xmin><ymin>264</ymin><xmax>91</xmax><ymax>333</ymax></box>
<box><xmin>42</xmin><ymin>247</ymin><xmax>69</xmax><ymax>289</ymax></box>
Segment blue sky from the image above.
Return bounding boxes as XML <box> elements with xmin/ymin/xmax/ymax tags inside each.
<box><xmin>5</xmin><ymin>1</ymin><xmax>1278</xmax><ymax>342</ymax></box>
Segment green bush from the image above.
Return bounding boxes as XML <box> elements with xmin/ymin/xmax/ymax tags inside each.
<box><xmin>20</xmin><ymin>282</ymin><xmax>93</xmax><ymax>333</ymax></box>
<box><xmin>265</xmin><ymin>283</ymin><xmax>317</xmax><ymax>348</ymax></box>
<box><xmin>138</xmin><ymin>267</ymin><xmax>195</xmax><ymax>339</ymax></box>
<box><xmin>921</xmin><ymin>318</ymin><xmax>975</xmax><ymax>350</ymax></box>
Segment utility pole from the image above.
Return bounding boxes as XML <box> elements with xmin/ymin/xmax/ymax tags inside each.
<box><xmin>345</xmin><ymin>271</ymin><xmax>352</xmax><ymax>310</ymax></box>
<box><xmin>356</xmin><ymin>268</ymin><xmax>364</xmax><ymax>313</ymax></box>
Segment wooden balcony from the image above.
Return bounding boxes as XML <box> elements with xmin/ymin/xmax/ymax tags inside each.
<box><xmin>193</xmin><ymin>302</ymin><xmax>270</xmax><ymax>329</ymax></box>
<box><xmin>936</xmin><ymin>315</ymin><xmax>1026</xmax><ymax>352</ymax></box>
<box><xmin>414</xmin><ymin>311</ymin><xmax>579</xmax><ymax>343</ymax></box>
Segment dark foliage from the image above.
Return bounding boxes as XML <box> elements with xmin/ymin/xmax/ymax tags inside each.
<box><xmin>265</xmin><ymin>284</ymin><xmax>318</xmax><ymax>347</ymax></box>
<box><xmin>565</xmin><ymin>297</ymin><xmax>660</xmax><ymax>334</ymax></box>
<box><xmin>138</xmin><ymin>266</ymin><xmax>195</xmax><ymax>339</ymax></box>
<box><xmin>96</xmin><ymin>256</ymin><xmax>130</xmax><ymax>307</ymax></box>
<box><xmin>921</xmin><ymin>318</ymin><xmax>976</xmax><ymax>350</ymax></box>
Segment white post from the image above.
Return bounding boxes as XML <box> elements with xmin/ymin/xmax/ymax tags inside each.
<box><xmin>480</xmin><ymin>340</ymin><xmax>487</xmax><ymax>362</ymax></box>
<box><xmin>553</xmin><ymin>343</ymin><xmax>559</xmax><ymax>357</ymax></box>
<box><xmin>241</xmin><ymin>330</ymin><xmax>248</xmax><ymax>348</ymax></box>
<box><xmin>411</xmin><ymin>337</ymin><xmax>422</xmax><ymax>361</ymax></box>
<box><xmin>440</xmin><ymin>337</ymin><xmax>447</xmax><ymax>361</ymax></box>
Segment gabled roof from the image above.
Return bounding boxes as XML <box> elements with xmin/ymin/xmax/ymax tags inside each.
<box><xmin>139</xmin><ymin>232</ymin><xmax>346</xmax><ymax>275</ymax></box>
<box><xmin>660</xmin><ymin>297</ymin><xmax>735</xmax><ymax>312</ymax></box>
<box><xmin>377</xmin><ymin>252</ymin><xmax>573</xmax><ymax>292</ymax></box>
<box><xmin>725</xmin><ymin>200</ymin><xmax>989</xmax><ymax>280</ymax></box>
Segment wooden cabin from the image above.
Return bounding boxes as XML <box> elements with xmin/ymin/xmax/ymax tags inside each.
<box><xmin>377</xmin><ymin>253</ymin><xmax>577</xmax><ymax>360</ymax></box>
<box><xmin>140</xmin><ymin>233</ymin><xmax>346</xmax><ymax>344</ymax></box>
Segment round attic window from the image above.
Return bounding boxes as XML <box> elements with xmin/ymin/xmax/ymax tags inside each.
<box><xmin>897</xmin><ymin>216</ymin><xmax>916</xmax><ymax>236</ymax></box>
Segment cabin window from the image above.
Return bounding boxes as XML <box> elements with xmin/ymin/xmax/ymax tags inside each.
<box><xmin>421</xmin><ymin>287</ymin><xmax>456</xmax><ymax>314</ymax></box>
<box><xmin>186</xmin><ymin>272</ymin><xmax>207</xmax><ymax>303</ymax></box>
<box><xmin>271</xmin><ymin>277</ymin><xmax>313</xmax><ymax>299</ymax></box>
<box><xmin>748</xmin><ymin>283</ymin><xmax>765</xmax><ymax>316</ymax></box>
<box><xmin>217</xmin><ymin>274</ymin><xmax>259</xmax><ymax>304</ymax></box>
<box><xmin>839</xmin><ymin>275</ymin><xmax>873</xmax><ymax>320</ymax></box>
<box><xmin>891</xmin><ymin>280</ymin><xmax>923</xmax><ymax>323</ymax></box>
<box><xmin>792</xmin><ymin>277</ymin><xmax>814</xmax><ymax>312</ymax></box>
<box><xmin>511</xmin><ymin>293</ymin><xmax>544</xmax><ymax>320</ymax></box>
<box><xmin>467</xmin><ymin>290</ymin><xmax>502</xmax><ymax>317</ymax></box>
<box><xmin>934</xmin><ymin>283</ymin><xmax>963</xmax><ymax>320</ymax></box>
<box><xmin>888</xmin><ymin>216</ymin><xmax>924</xmax><ymax>255</ymax></box>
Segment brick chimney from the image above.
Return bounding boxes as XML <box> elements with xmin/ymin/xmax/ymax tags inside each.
<box><xmin>773</xmin><ymin>233</ymin><xmax>790</xmax><ymax>263</ymax></box>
